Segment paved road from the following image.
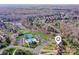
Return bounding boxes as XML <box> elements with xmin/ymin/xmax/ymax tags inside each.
<box><xmin>33</xmin><ymin>40</ymin><xmax>52</xmax><ymax>55</ymax></box>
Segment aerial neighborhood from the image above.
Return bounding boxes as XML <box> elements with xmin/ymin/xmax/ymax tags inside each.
<box><xmin>0</xmin><ymin>5</ymin><xmax>79</xmax><ymax>55</ymax></box>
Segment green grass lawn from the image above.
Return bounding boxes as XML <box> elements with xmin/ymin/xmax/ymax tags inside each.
<box><xmin>16</xmin><ymin>29</ymin><xmax>52</xmax><ymax>40</ymax></box>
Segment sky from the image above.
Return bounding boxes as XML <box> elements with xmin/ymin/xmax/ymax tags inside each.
<box><xmin>0</xmin><ymin>0</ymin><xmax>78</xmax><ymax>4</ymax></box>
<box><xmin>0</xmin><ymin>4</ymin><xmax>79</xmax><ymax>8</ymax></box>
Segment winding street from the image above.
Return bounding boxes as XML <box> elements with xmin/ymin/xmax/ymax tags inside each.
<box><xmin>33</xmin><ymin>40</ymin><xmax>53</xmax><ymax>55</ymax></box>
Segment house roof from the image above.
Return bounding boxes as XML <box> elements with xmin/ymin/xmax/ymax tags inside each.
<box><xmin>26</xmin><ymin>38</ymin><xmax>36</xmax><ymax>42</ymax></box>
<box><xmin>25</xmin><ymin>33</ymin><xmax>33</xmax><ymax>39</ymax></box>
